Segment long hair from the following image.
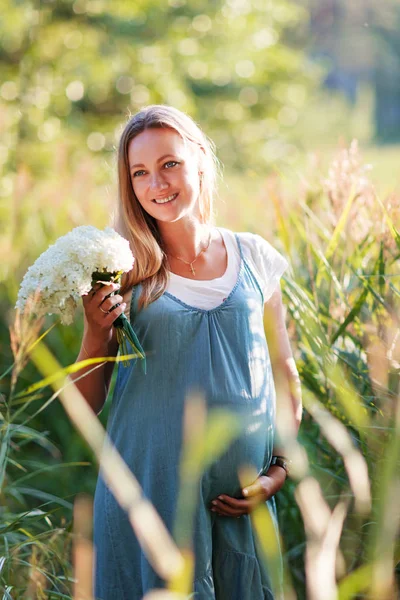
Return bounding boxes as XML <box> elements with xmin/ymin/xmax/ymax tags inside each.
<box><xmin>114</xmin><ymin>105</ymin><xmax>220</xmax><ymax>311</ymax></box>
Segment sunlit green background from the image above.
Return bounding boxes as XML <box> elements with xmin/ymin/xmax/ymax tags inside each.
<box><xmin>1</xmin><ymin>0</ymin><xmax>400</xmax><ymax>598</ymax></box>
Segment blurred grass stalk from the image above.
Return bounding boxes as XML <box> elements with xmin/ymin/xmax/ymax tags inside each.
<box><xmin>29</xmin><ymin>340</ymin><xmax>184</xmax><ymax>588</ymax></box>
<box><xmin>73</xmin><ymin>495</ymin><xmax>93</xmax><ymax>600</ymax></box>
<box><xmin>268</xmin><ymin>147</ymin><xmax>400</xmax><ymax>599</ymax></box>
<box><xmin>169</xmin><ymin>394</ymin><xmax>241</xmax><ymax>595</ymax></box>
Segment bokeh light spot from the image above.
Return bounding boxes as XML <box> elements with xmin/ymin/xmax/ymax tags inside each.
<box><xmin>1</xmin><ymin>81</ymin><xmax>18</xmax><ymax>101</ymax></box>
<box><xmin>131</xmin><ymin>85</ymin><xmax>150</xmax><ymax>105</ymax></box>
<box><xmin>0</xmin><ymin>145</ymin><xmax>9</xmax><ymax>165</ymax></box>
<box><xmin>192</xmin><ymin>14</ymin><xmax>212</xmax><ymax>33</ymax></box>
<box><xmin>38</xmin><ymin>118</ymin><xmax>61</xmax><ymax>142</ymax></box>
<box><xmin>287</xmin><ymin>84</ymin><xmax>306</xmax><ymax>107</ymax></box>
<box><xmin>178</xmin><ymin>38</ymin><xmax>199</xmax><ymax>56</ymax></box>
<box><xmin>66</xmin><ymin>81</ymin><xmax>85</xmax><ymax>101</ymax></box>
<box><xmin>116</xmin><ymin>76</ymin><xmax>134</xmax><ymax>94</ymax></box>
<box><xmin>239</xmin><ymin>87</ymin><xmax>258</xmax><ymax>106</ymax></box>
<box><xmin>222</xmin><ymin>101</ymin><xmax>244</xmax><ymax>121</ymax></box>
<box><xmin>0</xmin><ymin>176</ymin><xmax>14</xmax><ymax>197</ymax></box>
<box><xmin>252</xmin><ymin>28</ymin><xmax>279</xmax><ymax>50</ymax></box>
<box><xmin>211</xmin><ymin>68</ymin><xmax>231</xmax><ymax>86</ymax></box>
<box><xmin>235</xmin><ymin>60</ymin><xmax>255</xmax><ymax>78</ymax></box>
<box><xmin>187</xmin><ymin>61</ymin><xmax>208</xmax><ymax>79</ymax></box>
<box><xmin>86</xmin><ymin>0</ymin><xmax>104</xmax><ymax>14</ymax></box>
<box><xmin>64</xmin><ymin>30</ymin><xmax>83</xmax><ymax>49</ymax></box>
<box><xmin>278</xmin><ymin>106</ymin><xmax>298</xmax><ymax>127</ymax></box>
<box><xmin>166</xmin><ymin>89</ymin><xmax>186</xmax><ymax>108</ymax></box>
<box><xmin>87</xmin><ymin>132</ymin><xmax>106</xmax><ymax>151</ymax></box>
<box><xmin>73</xmin><ymin>0</ymin><xmax>86</xmax><ymax>14</ymax></box>
<box><xmin>34</xmin><ymin>88</ymin><xmax>50</xmax><ymax>109</ymax></box>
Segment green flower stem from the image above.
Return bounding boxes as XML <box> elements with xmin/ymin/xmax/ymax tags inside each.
<box><xmin>92</xmin><ymin>270</ymin><xmax>146</xmax><ymax>373</ymax></box>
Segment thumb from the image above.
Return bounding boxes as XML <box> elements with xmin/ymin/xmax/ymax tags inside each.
<box><xmin>242</xmin><ymin>477</ymin><xmax>264</xmax><ymax>498</ymax></box>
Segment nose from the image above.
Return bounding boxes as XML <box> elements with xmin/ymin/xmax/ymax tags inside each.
<box><xmin>149</xmin><ymin>172</ymin><xmax>168</xmax><ymax>191</ymax></box>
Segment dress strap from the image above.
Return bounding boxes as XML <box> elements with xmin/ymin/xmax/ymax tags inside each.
<box><xmin>128</xmin><ymin>285</ymin><xmax>138</xmax><ymax>324</ymax></box>
<box><xmin>234</xmin><ymin>232</ymin><xmax>244</xmax><ymax>261</ymax></box>
<box><xmin>234</xmin><ymin>232</ymin><xmax>265</xmax><ymax>305</ymax></box>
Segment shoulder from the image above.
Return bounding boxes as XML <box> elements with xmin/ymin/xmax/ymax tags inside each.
<box><xmin>219</xmin><ymin>228</ymin><xmax>266</xmax><ymax>252</ymax></box>
<box><xmin>236</xmin><ymin>231</ymin><xmax>280</xmax><ymax>256</ymax></box>
<box><xmin>230</xmin><ymin>229</ymin><xmax>289</xmax><ymax>302</ymax></box>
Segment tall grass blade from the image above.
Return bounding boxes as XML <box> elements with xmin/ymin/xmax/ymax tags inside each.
<box><xmin>29</xmin><ymin>340</ymin><xmax>183</xmax><ymax>582</ymax></box>
<box><xmin>325</xmin><ymin>184</ymin><xmax>357</xmax><ymax>263</ymax></box>
<box><xmin>14</xmin><ymin>353</ymin><xmax>139</xmax><ymax>400</ymax></box>
<box><xmin>376</xmin><ymin>194</ymin><xmax>400</xmax><ymax>251</ymax></box>
<box><xmin>170</xmin><ymin>396</ymin><xmax>241</xmax><ymax>595</ymax></box>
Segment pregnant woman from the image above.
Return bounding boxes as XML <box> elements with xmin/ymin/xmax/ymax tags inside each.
<box><xmin>74</xmin><ymin>105</ymin><xmax>302</xmax><ymax>599</ymax></box>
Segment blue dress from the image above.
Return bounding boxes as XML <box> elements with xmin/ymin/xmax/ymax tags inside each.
<box><xmin>94</xmin><ymin>233</ymin><xmax>283</xmax><ymax>599</ymax></box>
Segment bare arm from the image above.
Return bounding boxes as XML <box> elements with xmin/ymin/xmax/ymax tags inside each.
<box><xmin>70</xmin><ymin>282</ymin><xmax>129</xmax><ymax>415</ymax></box>
<box><xmin>264</xmin><ymin>284</ymin><xmax>303</xmax><ymax>443</ymax></box>
<box><xmin>72</xmin><ymin>325</ymin><xmax>119</xmax><ymax>415</ymax></box>
<box><xmin>239</xmin><ymin>284</ymin><xmax>303</xmax><ymax>503</ymax></box>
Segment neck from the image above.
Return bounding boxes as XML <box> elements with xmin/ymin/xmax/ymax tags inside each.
<box><xmin>158</xmin><ymin>218</ymin><xmax>212</xmax><ymax>261</ymax></box>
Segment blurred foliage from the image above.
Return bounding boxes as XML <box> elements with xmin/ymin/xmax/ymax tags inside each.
<box><xmin>1</xmin><ymin>0</ymin><xmax>317</xmax><ymax>289</ymax></box>
<box><xmin>2</xmin><ymin>0</ymin><xmax>400</xmax><ymax>598</ymax></box>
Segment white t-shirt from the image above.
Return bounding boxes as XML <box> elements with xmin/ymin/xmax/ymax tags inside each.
<box><xmin>166</xmin><ymin>227</ymin><xmax>288</xmax><ymax>310</ymax></box>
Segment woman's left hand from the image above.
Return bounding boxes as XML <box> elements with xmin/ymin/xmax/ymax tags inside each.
<box><xmin>210</xmin><ymin>466</ymin><xmax>287</xmax><ymax>517</ymax></box>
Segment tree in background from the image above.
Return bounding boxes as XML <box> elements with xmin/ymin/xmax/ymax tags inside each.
<box><xmin>1</xmin><ymin>0</ymin><xmax>316</xmax><ymax>288</ymax></box>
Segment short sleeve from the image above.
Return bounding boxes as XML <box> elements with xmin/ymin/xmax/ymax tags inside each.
<box><xmin>246</xmin><ymin>233</ymin><xmax>289</xmax><ymax>303</ymax></box>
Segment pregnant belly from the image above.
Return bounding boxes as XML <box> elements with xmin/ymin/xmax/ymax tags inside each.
<box><xmin>203</xmin><ymin>425</ymin><xmax>273</xmax><ymax>502</ymax></box>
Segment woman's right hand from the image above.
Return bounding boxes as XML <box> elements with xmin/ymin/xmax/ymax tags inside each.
<box><xmin>82</xmin><ymin>281</ymin><xmax>126</xmax><ymax>345</ymax></box>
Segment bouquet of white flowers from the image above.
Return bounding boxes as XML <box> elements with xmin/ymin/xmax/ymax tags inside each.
<box><xmin>16</xmin><ymin>225</ymin><xmax>146</xmax><ymax>372</ymax></box>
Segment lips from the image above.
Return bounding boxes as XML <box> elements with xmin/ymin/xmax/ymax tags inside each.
<box><xmin>152</xmin><ymin>192</ymin><xmax>178</xmax><ymax>204</ymax></box>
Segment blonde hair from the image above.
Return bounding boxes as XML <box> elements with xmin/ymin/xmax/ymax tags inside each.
<box><xmin>115</xmin><ymin>105</ymin><xmax>220</xmax><ymax>311</ymax></box>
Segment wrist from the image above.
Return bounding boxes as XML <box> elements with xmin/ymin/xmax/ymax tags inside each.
<box><xmin>270</xmin><ymin>455</ymin><xmax>291</xmax><ymax>479</ymax></box>
<box><xmin>260</xmin><ymin>467</ymin><xmax>287</xmax><ymax>497</ymax></box>
<box><xmin>82</xmin><ymin>333</ymin><xmax>110</xmax><ymax>358</ymax></box>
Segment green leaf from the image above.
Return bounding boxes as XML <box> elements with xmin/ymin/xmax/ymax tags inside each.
<box><xmin>14</xmin><ymin>352</ymin><xmax>139</xmax><ymax>399</ymax></box>
<box><xmin>325</xmin><ymin>184</ymin><xmax>357</xmax><ymax>262</ymax></box>
<box><xmin>376</xmin><ymin>194</ymin><xmax>400</xmax><ymax>251</ymax></box>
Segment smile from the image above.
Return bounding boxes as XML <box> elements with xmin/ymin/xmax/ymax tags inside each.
<box><xmin>153</xmin><ymin>193</ymin><xmax>178</xmax><ymax>204</ymax></box>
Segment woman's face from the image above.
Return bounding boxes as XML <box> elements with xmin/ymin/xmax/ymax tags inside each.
<box><xmin>127</xmin><ymin>127</ymin><xmax>202</xmax><ymax>223</ymax></box>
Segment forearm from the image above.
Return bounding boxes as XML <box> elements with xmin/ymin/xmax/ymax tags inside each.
<box><xmin>70</xmin><ymin>332</ymin><xmax>116</xmax><ymax>414</ymax></box>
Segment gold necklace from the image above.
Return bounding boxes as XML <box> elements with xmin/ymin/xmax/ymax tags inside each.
<box><xmin>169</xmin><ymin>231</ymin><xmax>212</xmax><ymax>276</ymax></box>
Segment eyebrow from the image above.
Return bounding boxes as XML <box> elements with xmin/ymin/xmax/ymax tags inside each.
<box><xmin>130</xmin><ymin>154</ymin><xmax>177</xmax><ymax>172</ymax></box>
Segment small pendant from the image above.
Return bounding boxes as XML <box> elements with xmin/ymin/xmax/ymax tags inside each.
<box><xmin>190</xmin><ymin>264</ymin><xmax>196</xmax><ymax>276</ymax></box>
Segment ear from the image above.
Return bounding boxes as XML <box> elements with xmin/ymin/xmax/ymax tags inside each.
<box><xmin>197</xmin><ymin>145</ymin><xmax>206</xmax><ymax>174</ymax></box>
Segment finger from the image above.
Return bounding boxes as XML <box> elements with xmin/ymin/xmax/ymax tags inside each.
<box><xmin>108</xmin><ymin>302</ymin><xmax>126</xmax><ymax>324</ymax></box>
<box><xmin>90</xmin><ymin>282</ymin><xmax>104</xmax><ymax>297</ymax></box>
<box><xmin>215</xmin><ymin>495</ymin><xmax>250</xmax><ymax>509</ymax></box>
<box><xmin>99</xmin><ymin>302</ymin><xmax>126</xmax><ymax>327</ymax></box>
<box><xmin>93</xmin><ymin>282</ymin><xmax>120</xmax><ymax>302</ymax></box>
<box><xmin>99</xmin><ymin>295</ymin><xmax>123</xmax><ymax>313</ymax></box>
<box><xmin>211</xmin><ymin>498</ymin><xmax>249</xmax><ymax>514</ymax></box>
<box><xmin>211</xmin><ymin>501</ymin><xmax>245</xmax><ymax>517</ymax></box>
<box><xmin>242</xmin><ymin>478</ymin><xmax>265</xmax><ymax>498</ymax></box>
<box><xmin>82</xmin><ymin>282</ymin><xmax>101</xmax><ymax>301</ymax></box>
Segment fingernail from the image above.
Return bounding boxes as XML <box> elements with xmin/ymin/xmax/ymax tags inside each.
<box><xmin>121</xmin><ymin>303</ymin><xmax>126</xmax><ymax>308</ymax></box>
<box><xmin>212</xmin><ymin>500</ymin><xmax>217</xmax><ymax>505</ymax></box>
<box><xmin>243</xmin><ymin>489</ymin><xmax>248</xmax><ymax>496</ymax></box>
<box><xmin>211</xmin><ymin>508</ymin><xmax>216</xmax><ymax>512</ymax></box>
<box><xmin>218</xmin><ymin>495</ymin><xmax>223</xmax><ymax>500</ymax></box>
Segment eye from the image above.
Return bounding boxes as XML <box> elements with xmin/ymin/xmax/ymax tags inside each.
<box><xmin>132</xmin><ymin>169</ymin><xmax>146</xmax><ymax>177</ymax></box>
<box><xmin>164</xmin><ymin>161</ymin><xmax>179</xmax><ymax>169</ymax></box>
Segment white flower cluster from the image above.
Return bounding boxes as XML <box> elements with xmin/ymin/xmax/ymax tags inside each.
<box><xmin>16</xmin><ymin>226</ymin><xmax>134</xmax><ymax>325</ymax></box>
